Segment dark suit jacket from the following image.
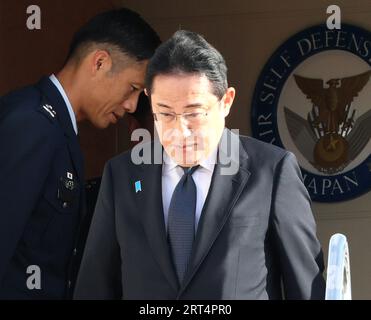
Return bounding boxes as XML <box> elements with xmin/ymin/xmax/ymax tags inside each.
<box><xmin>0</xmin><ymin>77</ymin><xmax>86</xmax><ymax>299</ymax></box>
<box><xmin>74</xmin><ymin>129</ymin><xmax>325</xmax><ymax>299</ymax></box>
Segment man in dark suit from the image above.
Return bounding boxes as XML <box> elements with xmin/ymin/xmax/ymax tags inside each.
<box><xmin>74</xmin><ymin>30</ymin><xmax>325</xmax><ymax>299</ymax></box>
<box><xmin>0</xmin><ymin>8</ymin><xmax>160</xmax><ymax>299</ymax></box>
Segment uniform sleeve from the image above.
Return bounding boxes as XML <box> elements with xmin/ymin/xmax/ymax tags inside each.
<box><xmin>0</xmin><ymin>110</ymin><xmax>57</xmax><ymax>280</ymax></box>
<box><xmin>270</xmin><ymin>151</ymin><xmax>326</xmax><ymax>299</ymax></box>
<box><xmin>73</xmin><ymin>161</ymin><xmax>122</xmax><ymax>299</ymax></box>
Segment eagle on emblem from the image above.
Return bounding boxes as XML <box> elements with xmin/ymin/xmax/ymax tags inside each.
<box><xmin>284</xmin><ymin>70</ymin><xmax>371</xmax><ymax>174</ymax></box>
<box><xmin>294</xmin><ymin>71</ymin><xmax>371</xmax><ymax>134</ymax></box>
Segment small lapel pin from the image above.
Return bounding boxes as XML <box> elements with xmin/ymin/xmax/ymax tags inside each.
<box><xmin>135</xmin><ymin>181</ymin><xmax>142</xmax><ymax>193</ymax></box>
<box><xmin>67</xmin><ymin>172</ymin><xmax>73</xmax><ymax>180</ymax></box>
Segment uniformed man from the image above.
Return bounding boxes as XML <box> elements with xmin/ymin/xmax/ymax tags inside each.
<box><xmin>0</xmin><ymin>8</ymin><xmax>160</xmax><ymax>299</ymax></box>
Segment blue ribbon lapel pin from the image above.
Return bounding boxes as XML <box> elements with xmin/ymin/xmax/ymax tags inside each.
<box><xmin>135</xmin><ymin>180</ymin><xmax>142</xmax><ymax>193</ymax></box>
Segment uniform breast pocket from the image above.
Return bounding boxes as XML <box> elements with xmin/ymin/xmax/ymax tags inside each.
<box><xmin>43</xmin><ymin>176</ymin><xmax>80</xmax><ymax>214</ymax></box>
<box><xmin>22</xmin><ymin>177</ymin><xmax>79</xmax><ymax>248</ymax></box>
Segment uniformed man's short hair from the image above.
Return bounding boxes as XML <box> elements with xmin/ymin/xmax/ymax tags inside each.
<box><xmin>145</xmin><ymin>30</ymin><xmax>228</xmax><ymax>99</ymax></box>
<box><xmin>65</xmin><ymin>8</ymin><xmax>161</xmax><ymax>67</ymax></box>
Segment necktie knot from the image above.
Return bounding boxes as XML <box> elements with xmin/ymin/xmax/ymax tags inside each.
<box><xmin>180</xmin><ymin>165</ymin><xmax>199</xmax><ymax>176</ymax></box>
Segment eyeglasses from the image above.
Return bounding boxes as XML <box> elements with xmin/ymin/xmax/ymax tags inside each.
<box><xmin>152</xmin><ymin>110</ymin><xmax>209</xmax><ymax>125</ymax></box>
<box><xmin>152</xmin><ymin>99</ymin><xmax>223</xmax><ymax>125</ymax></box>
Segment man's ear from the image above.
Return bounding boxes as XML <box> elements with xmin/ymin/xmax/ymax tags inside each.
<box><xmin>144</xmin><ymin>88</ymin><xmax>149</xmax><ymax>96</ymax></box>
<box><xmin>222</xmin><ymin>87</ymin><xmax>235</xmax><ymax>117</ymax></box>
<box><xmin>90</xmin><ymin>50</ymin><xmax>112</xmax><ymax>75</ymax></box>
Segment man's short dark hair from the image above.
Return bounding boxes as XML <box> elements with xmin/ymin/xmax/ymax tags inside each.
<box><xmin>145</xmin><ymin>30</ymin><xmax>228</xmax><ymax>99</ymax></box>
<box><xmin>66</xmin><ymin>8</ymin><xmax>161</xmax><ymax>64</ymax></box>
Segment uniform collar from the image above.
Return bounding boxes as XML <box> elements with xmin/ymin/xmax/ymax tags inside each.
<box><xmin>36</xmin><ymin>76</ymin><xmax>77</xmax><ymax>139</ymax></box>
<box><xmin>49</xmin><ymin>74</ymin><xmax>78</xmax><ymax>135</ymax></box>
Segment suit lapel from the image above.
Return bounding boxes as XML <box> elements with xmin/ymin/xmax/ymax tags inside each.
<box><xmin>138</xmin><ymin>141</ymin><xmax>179</xmax><ymax>292</ymax></box>
<box><xmin>178</xmin><ymin>129</ymin><xmax>251</xmax><ymax>296</ymax></box>
<box><xmin>36</xmin><ymin>77</ymin><xmax>84</xmax><ymax>183</ymax></box>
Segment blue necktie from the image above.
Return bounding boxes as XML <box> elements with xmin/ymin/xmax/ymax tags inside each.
<box><xmin>168</xmin><ymin>165</ymin><xmax>199</xmax><ymax>284</ymax></box>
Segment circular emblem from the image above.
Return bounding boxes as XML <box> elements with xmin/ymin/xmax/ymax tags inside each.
<box><xmin>252</xmin><ymin>24</ymin><xmax>371</xmax><ymax>202</ymax></box>
<box><xmin>65</xmin><ymin>180</ymin><xmax>74</xmax><ymax>190</ymax></box>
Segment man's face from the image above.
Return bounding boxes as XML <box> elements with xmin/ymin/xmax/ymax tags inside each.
<box><xmin>85</xmin><ymin>60</ymin><xmax>148</xmax><ymax>129</ymax></box>
<box><xmin>150</xmin><ymin>73</ymin><xmax>235</xmax><ymax>167</ymax></box>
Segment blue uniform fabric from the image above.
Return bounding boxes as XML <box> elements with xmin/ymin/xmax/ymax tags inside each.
<box><xmin>0</xmin><ymin>77</ymin><xmax>86</xmax><ymax>299</ymax></box>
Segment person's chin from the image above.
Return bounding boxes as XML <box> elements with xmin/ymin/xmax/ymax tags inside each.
<box><xmin>100</xmin><ymin>113</ymin><xmax>119</xmax><ymax>127</ymax></box>
<box><xmin>94</xmin><ymin>118</ymin><xmax>111</xmax><ymax>129</ymax></box>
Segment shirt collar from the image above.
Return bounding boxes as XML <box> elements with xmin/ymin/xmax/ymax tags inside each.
<box><xmin>49</xmin><ymin>74</ymin><xmax>78</xmax><ymax>135</ymax></box>
<box><xmin>200</xmin><ymin>147</ymin><xmax>218</xmax><ymax>172</ymax></box>
<box><xmin>162</xmin><ymin>146</ymin><xmax>218</xmax><ymax>173</ymax></box>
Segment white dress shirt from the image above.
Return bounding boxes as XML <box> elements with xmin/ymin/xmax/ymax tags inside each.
<box><xmin>49</xmin><ymin>74</ymin><xmax>78</xmax><ymax>135</ymax></box>
<box><xmin>162</xmin><ymin>148</ymin><xmax>217</xmax><ymax>233</ymax></box>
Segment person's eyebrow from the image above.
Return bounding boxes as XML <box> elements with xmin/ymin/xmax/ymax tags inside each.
<box><xmin>156</xmin><ymin>102</ymin><xmax>204</xmax><ymax>109</ymax></box>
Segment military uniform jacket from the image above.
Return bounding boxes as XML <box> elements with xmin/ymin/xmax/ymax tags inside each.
<box><xmin>0</xmin><ymin>77</ymin><xmax>85</xmax><ymax>299</ymax></box>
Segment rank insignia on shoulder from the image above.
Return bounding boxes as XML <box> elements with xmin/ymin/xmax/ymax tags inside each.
<box><xmin>41</xmin><ymin>104</ymin><xmax>57</xmax><ymax>118</ymax></box>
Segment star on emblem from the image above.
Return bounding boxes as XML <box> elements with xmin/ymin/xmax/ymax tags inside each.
<box><xmin>326</xmin><ymin>135</ymin><xmax>339</xmax><ymax>151</ymax></box>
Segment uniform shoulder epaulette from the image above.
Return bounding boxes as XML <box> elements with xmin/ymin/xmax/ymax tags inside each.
<box><xmin>38</xmin><ymin>103</ymin><xmax>57</xmax><ymax>122</ymax></box>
